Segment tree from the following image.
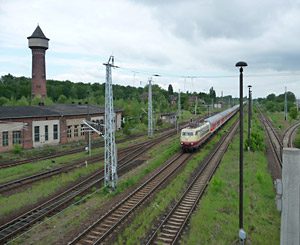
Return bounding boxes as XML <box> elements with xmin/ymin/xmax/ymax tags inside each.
<box><xmin>209</xmin><ymin>87</ymin><xmax>216</xmax><ymax>100</ymax></box>
<box><xmin>168</xmin><ymin>84</ymin><xmax>174</xmax><ymax>95</ymax></box>
<box><xmin>16</xmin><ymin>96</ymin><xmax>29</xmax><ymax>106</ymax></box>
<box><xmin>289</xmin><ymin>107</ymin><xmax>298</xmax><ymax>120</ymax></box>
<box><xmin>57</xmin><ymin>94</ymin><xmax>68</xmax><ymax>104</ymax></box>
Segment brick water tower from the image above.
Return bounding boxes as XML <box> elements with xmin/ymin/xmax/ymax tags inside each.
<box><xmin>27</xmin><ymin>25</ymin><xmax>49</xmax><ymax>99</ymax></box>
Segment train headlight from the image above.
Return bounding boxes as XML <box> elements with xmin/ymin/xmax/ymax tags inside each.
<box><xmin>191</xmin><ymin>143</ymin><xmax>193</xmax><ymax>145</ymax></box>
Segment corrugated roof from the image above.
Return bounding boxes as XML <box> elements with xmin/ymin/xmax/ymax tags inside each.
<box><xmin>27</xmin><ymin>25</ymin><xmax>49</xmax><ymax>40</ymax></box>
<box><xmin>0</xmin><ymin>104</ymin><xmax>123</xmax><ymax>120</ymax></box>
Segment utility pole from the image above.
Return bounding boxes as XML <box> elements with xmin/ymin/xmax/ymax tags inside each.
<box><xmin>178</xmin><ymin>89</ymin><xmax>181</xmax><ymax>119</ymax></box>
<box><xmin>103</xmin><ymin>56</ymin><xmax>118</xmax><ymax>190</ymax></box>
<box><xmin>284</xmin><ymin>87</ymin><xmax>287</xmax><ymax>121</ymax></box>
<box><xmin>148</xmin><ymin>78</ymin><xmax>153</xmax><ymax>137</ymax></box>
<box><xmin>87</xmin><ymin>90</ymin><xmax>91</xmax><ymax>157</ymax></box>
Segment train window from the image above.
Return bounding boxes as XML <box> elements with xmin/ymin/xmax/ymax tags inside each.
<box><xmin>182</xmin><ymin>132</ymin><xmax>193</xmax><ymax>136</ymax></box>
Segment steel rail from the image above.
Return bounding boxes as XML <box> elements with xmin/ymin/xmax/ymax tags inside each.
<box><xmin>146</xmin><ymin>113</ymin><xmax>240</xmax><ymax>244</ymax></box>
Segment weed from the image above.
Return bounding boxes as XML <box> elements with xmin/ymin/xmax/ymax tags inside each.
<box><xmin>211</xmin><ymin>177</ymin><xmax>223</xmax><ymax>193</ymax></box>
<box><xmin>13</xmin><ymin>144</ymin><xmax>23</xmax><ymax>154</ymax></box>
<box><xmin>74</xmin><ymin>196</ymin><xmax>81</xmax><ymax>205</ymax></box>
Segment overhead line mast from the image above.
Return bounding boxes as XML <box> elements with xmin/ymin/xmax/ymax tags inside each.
<box><xmin>103</xmin><ymin>56</ymin><xmax>118</xmax><ymax>190</ymax></box>
<box><xmin>148</xmin><ymin>78</ymin><xmax>153</xmax><ymax>137</ymax></box>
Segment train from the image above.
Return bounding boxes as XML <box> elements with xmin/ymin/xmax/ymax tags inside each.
<box><xmin>180</xmin><ymin>104</ymin><xmax>240</xmax><ymax>152</ymax></box>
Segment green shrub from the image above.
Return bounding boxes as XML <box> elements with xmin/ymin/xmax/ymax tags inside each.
<box><xmin>294</xmin><ymin>136</ymin><xmax>300</xmax><ymax>149</ymax></box>
<box><xmin>156</xmin><ymin>118</ymin><xmax>163</xmax><ymax>126</ymax></box>
<box><xmin>74</xmin><ymin>196</ymin><xmax>81</xmax><ymax>205</ymax></box>
<box><xmin>211</xmin><ymin>177</ymin><xmax>223</xmax><ymax>193</ymax></box>
<box><xmin>13</xmin><ymin>144</ymin><xmax>23</xmax><ymax>154</ymax></box>
<box><xmin>244</xmin><ymin>130</ymin><xmax>266</xmax><ymax>152</ymax></box>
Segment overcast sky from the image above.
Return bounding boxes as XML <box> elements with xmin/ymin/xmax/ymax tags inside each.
<box><xmin>1</xmin><ymin>0</ymin><xmax>300</xmax><ymax>99</ymax></box>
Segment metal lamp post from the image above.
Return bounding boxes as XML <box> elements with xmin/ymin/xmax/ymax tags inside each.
<box><xmin>235</xmin><ymin>61</ymin><xmax>247</xmax><ymax>244</ymax></box>
<box><xmin>247</xmin><ymin>85</ymin><xmax>252</xmax><ymax>152</ymax></box>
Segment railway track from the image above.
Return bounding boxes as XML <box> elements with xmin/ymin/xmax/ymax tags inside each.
<box><xmin>146</xmin><ymin>113</ymin><xmax>240</xmax><ymax>244</ymax></box>
<box><xmin>0</xmin><ymin>126</ymin><xmax>174</xmax><ymax>170</ymax></box>
<box><xmin>257</xmin><ymin>106</ymin><xmax>282</xmax><ymax>167</ymax></box>
<box><xmin>282</xmin><ymin>121</ymin><xmax>300</xmax><ymax>148</ymax></box>
<box><xmin>69</xmin><ymin>152</ymin><xmax>194</xmax><ymax>245</ymax></box>
<box><xmin>0</xmin><ymin>143</ymin><xmax>141</xmax><ymax>194</ymax></box>
<box><xmin>0</xmin><ymin>131</ymin><xmax>176</xmax><ymax>244</ymax></box>
<box><xmin>68</xmin><ymin>112</ymin><xmax>238</xmax><ymax>244</ymax></box>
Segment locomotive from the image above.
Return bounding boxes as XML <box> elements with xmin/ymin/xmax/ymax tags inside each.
<box><xmin>180</xmin><ymin>104</ymin><xmax>240</xmax><ymax>152</ymax></box>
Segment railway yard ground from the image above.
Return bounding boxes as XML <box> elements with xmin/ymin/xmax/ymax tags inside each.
<box><xmin>1</xmin><ymin>107</ymin><xmax>297</xmax><ymax>244</ymax></box>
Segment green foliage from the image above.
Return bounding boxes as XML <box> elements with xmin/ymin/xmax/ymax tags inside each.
<box><xmin>156</xmin><ymin>118</ymin><xmax>163</xmax><ymax>126</ymax></box>
<box><xmin>289</xmin><ymin>107</ymin><xmax>298</xmax><ymax>120</ymax></box>
<box><xmin>74</xmin><ymin>196</ymin><xmax>81</xmax><ymax>205</ymax></box>
<box><xmin>57</xmin><ymin>94</ymin><xmax>68</xmax><ymax>104</ymax></box>
<box><xmin>13</xmin><ymin>144</ymin><xmax>23</xmax><ymax>154</ymax></box>
<box><xmin>123</xmin><ymin>123</ymin><xmax>131</xmax><ymax>136</ymax></box>
<box><xmin>0</xmin><ymin>96</ymin><xmax>9</xmax><ymax>105</ymax></box>
<box><xmin>244</xmin><ymin>130</ymin><xmax>266</xmax><ymax>151</ymax></box>
<box><xmin>211</xmin><ymin>177</ymin><xmax>223</xmax><ymax>192</ymax></box>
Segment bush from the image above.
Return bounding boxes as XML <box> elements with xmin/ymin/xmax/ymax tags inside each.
<box><xmin>156</xmin><ymin>118</ymin><xmax>163</xmax><ymax>126</ymax></box>
<box><xmin>244</xmin><ymin>130</ymin><xmax>266</xmax><ymax>152</ymax></box>
<box><xmin>74</xmin><ymin>196</ymin><xmax>81</xmax><ymax>205</ymax></box>
<box><xmin>294</xmin><ymin>136</ymin><xmax>300</xmax><ymax>149</ymax></box>
<box><xmin>13</xmin><ymin>144</ymin><xmax>23</xmax><ymax>154</ymax></box>
<box><xmin>123</xmin><ymin>124</ymin><xmax>131</xmax><ymax>136</ymax></box>
<box><xmin>211</xmin><ymin>177</ymin><xmax>223</xmax><ymax>193</ymax></box>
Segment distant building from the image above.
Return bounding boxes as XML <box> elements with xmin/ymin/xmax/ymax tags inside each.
<box><xmin>169</xmin><ymin>95</ymin><xmax>177</xmax><ymax>107</ymax></box>
<box><xmin>213</xmin><ymin>101</ymin><xmax>226</xmax><ymax>108</ymax></box>
<box><xmin>28</xmin><ymin>25</ymin><xmax>49</xmax><ymax>99</ymax></box>
<box><xmin>0</xmin><ymin>103</ymin><xmax>123</xmax><ymax>153</ymax></box>
<box><xmin>160</xmin><ymin>112</ymin><xmax>176</xmax><ymax>124</ymax></box>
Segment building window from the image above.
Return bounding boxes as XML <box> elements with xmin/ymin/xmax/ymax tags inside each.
<box><xmin>45</xmin><ymin>125</ymin><xmax>48</xmax><ymax>141</ymax></box>
<box><xmin>81</xmin><ymin>124</ymin><xmax>85</xmax><ymax>136</ymax></box>
<box><xmin>67</xmin><ymin>126</ymin><xmax>72</xmax><ymax>138</ymax></box>
<box><xmin>53</xmin><ymin>124</ymin><xmax>58</xmax><ymax>140</ymax></box>
<box><xmin>2</xmin><ymin>131</ymin><xmax>8</xmax><ymax>147</ymax></box>
<box><xmin>74</xmin><ymin>125</ymin><xmax>78</xmax><ymax>137</ymax></box>
<box><xmin>13</xmin><ymin>131</ymin><xmax>21</xmax><ymax>145</ymax></box>
<box><xmin>34</xmin><ymin>126</ymin><xmax>40</xmax><ymax>142</ymax></box>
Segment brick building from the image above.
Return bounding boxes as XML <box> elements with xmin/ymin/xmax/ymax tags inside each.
<box><xmin>0</xmin><ymin>103</ymin><xmax>123</xmax><ymax>153</ymax></box>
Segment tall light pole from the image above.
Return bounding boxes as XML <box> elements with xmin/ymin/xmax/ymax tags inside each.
<box><xmin>236</xmin><ymin>61</ymin><xmax>247</xmax><ymax>244</ymax></box>
<box><xmin>247</xmin><ymin>85</ymin><xmax>252</xmax><ymax>152</ymax></box>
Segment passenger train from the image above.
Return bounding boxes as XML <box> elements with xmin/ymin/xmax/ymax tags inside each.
<box><xmin>180</xmin><ymin>104</ymin><xmax>240</xmax><ymax>152</ymax></box>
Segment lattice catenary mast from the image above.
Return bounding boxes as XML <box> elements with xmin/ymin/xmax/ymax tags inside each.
<box><xmin>148</xmin><ymin>78</ymin><xmax>153</xmax><ymax>137</ymax></box>
<box><xmin>103</xmin><ymin>56</ymin><xmax>118</xmax><ymax>189</ymax></box>
<box><xmin>178</xmin><ymin>89</ymin><xmax>181</xmax><ymax>118</ymax></box>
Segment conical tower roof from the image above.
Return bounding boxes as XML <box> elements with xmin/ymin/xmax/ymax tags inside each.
<box><xmin>27</xmin><ymin>25</ymin><xmax>49</xmax><ymax>40</ymax></box>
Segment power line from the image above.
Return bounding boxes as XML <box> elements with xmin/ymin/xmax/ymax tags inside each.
<box><xmin>117</xmin><ymin>66</ymin><xmax>300</xmax><ymax>79</ymax></box>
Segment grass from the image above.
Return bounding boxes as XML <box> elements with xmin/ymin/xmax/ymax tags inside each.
<box><xmin>0</xmin><ymin>161</ymin><xmax>101</xmax><ymax>219</ymax></box>
<box><xmin>181</xmin><ymin>110</ymin><xmax>280</xmax><ymax>244</ymax></box>
<box><xmin>266</xmin><ymin>110</ymin><xmax>295</xmax><ymax>131</ymax></box>
<box><xmin>0</xmin><ymin>148</ymin><xmax>104</xmax><ymax>184</ymax></box>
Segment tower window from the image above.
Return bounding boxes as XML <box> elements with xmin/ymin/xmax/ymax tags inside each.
<box><xmin>36</xmin><ymin>85</ymin><xmax>41</xmax><ymax>88</ymax></box>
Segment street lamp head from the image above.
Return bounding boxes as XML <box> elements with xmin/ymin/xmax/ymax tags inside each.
<box><xmin>235</xmin><ymin>61</ymin><xmax>248</xmax><ymax>67</ymax></box>
<box><xmin>248</xmin><ymin>85</ymin><xmax>252</xmax><ymax>88</ymax></box>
